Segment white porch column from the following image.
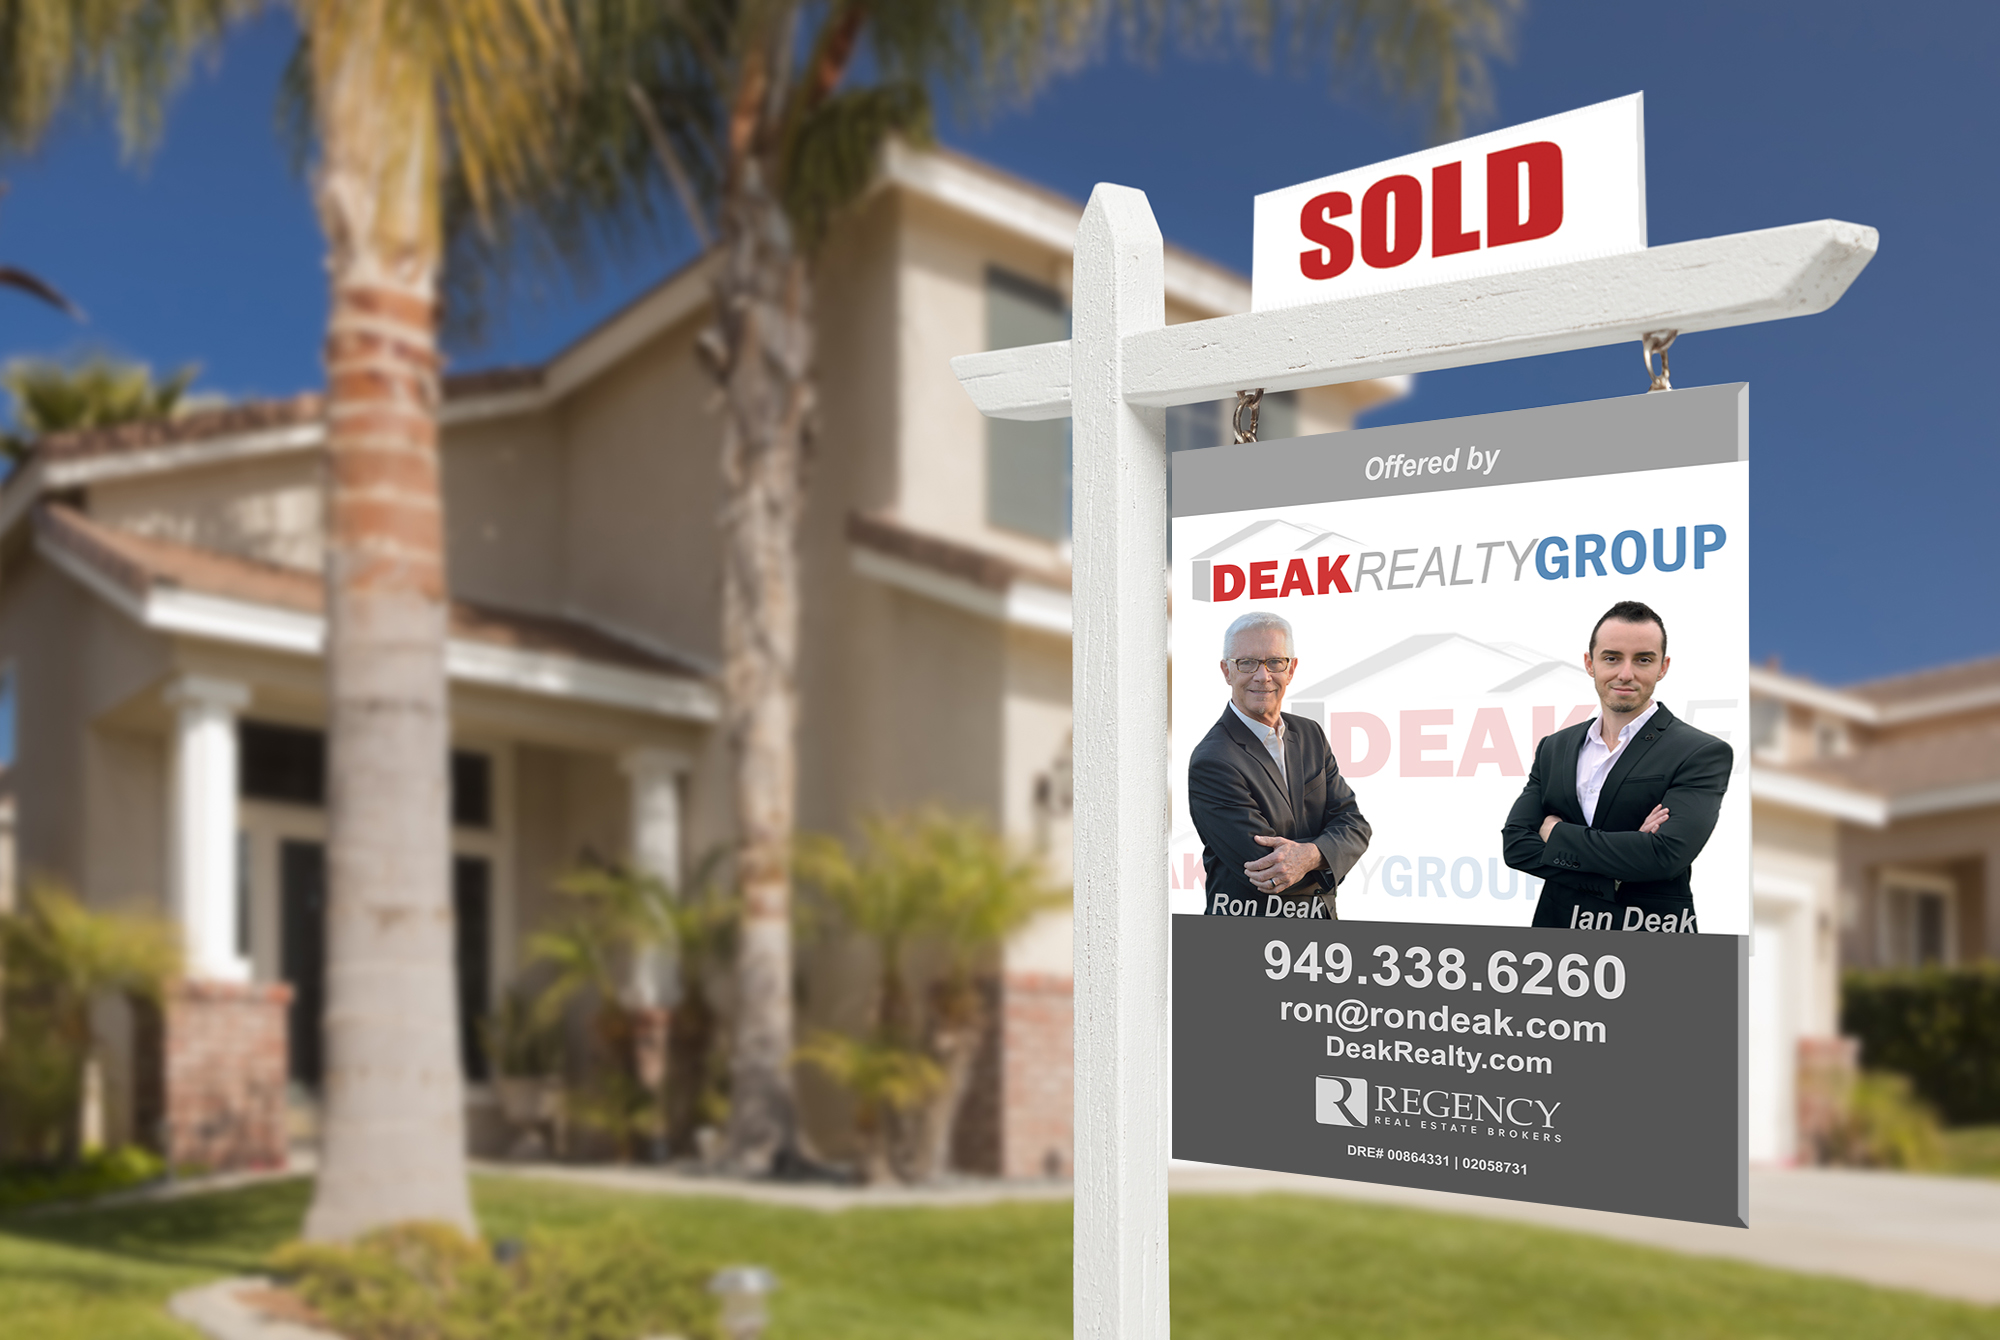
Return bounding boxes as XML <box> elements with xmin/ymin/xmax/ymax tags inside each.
<box><xmin>165</xmin><ymin>676</ymin><xmax>251</xmax><ymax>983</ymax></box>
<box><xmin>620</xmin><ymin>747</ymin><xmax>690</xmax><ymax>1015</ymax></box>
<box><xmin>621</xmin><ymin>747</ymin><xmax>689</xmax><ymax>891</ymax></box>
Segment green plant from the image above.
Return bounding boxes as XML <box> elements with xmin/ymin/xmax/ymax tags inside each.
<box><xmin>0</xmin><ymin>882</ymin><xmax>179</xmax><ymax>1162</ymax></box>
<box><xmin>271</xmin><ymin>1220</ymin><xmax>718</xmax><ymax>1340</ymax></box>
<box><xmin>1842</xmin><ymin>966</ymin><xmax>2000</xmax><ymax>1123</ymax></box>
<box><xmin>795</xmin><ymin>810</ymin><xmax>1064</xmax><ymax>1180</ymax></box>
<box><xmin>1815</xmin><ymin>1071</ymin><xmax>1944</xmax><ymax>1171</ymax></box>
<box><xmin>525</xmin><ymin>856</ymin><xmax>738</xmax><ymax>1159</ymax></box>
<box><xmin>484</xmin><ymin>987</ymin><xmax>562</xmax><ymax>1080</ymax></box>
<box><xmin>0</xmin><ymin>354</ymin><xmax>198</xmax><ymax>459</ymax></box>
<box><xmin>795</xmin><ymin>1032</ymin><xmax>945</xmax><ymax>1185</ymax></box>
<box><xmin>0</xmin><ymin>1145</ymin><xmax>164</xmax><ymax>1212</ymax></box>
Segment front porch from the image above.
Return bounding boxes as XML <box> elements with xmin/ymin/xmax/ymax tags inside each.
<box><xmin>33</xmin><ymin>503</ymin><xmax>720</xmax><ymax>1165</ymax></box>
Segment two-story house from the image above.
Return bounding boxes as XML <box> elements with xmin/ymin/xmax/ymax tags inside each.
<box><xmin>1745</xmin><ymin>653</ymin><xmax>2000</xmax><ymax>1161</ymax></box>
<box><xmin>0</xmin><ymin>143</ymin><xmax>1397</xmax><ymax>1174</ymax></box>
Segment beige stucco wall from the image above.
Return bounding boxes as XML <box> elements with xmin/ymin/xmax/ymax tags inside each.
<box><xmin>89</xmin><ymin>451</ymin><xmax>324</xmax><ymax>572</ymax></box>
<box><xmin>1839</xmin><ymin>806</ymin><xmax>2000</xmax><ymax>965</ymax></box>
<box><xmin>0</xmin><ymin>551</ymin><xmax>174</xmax><ymax>896</ymax></box>
<box><xmin>443</xmin><ymin>410</ymin><xmax>567</xmax><ymax>613</ymax></box>
<box><xmin>558</xmin><ymin>319</ymin><xmax>723</xmax><ymax>665</ymax></box>
<box><xmin>895</xmin><ymin>192</ymin><xmax>1052</xmax><ymax>568</ymax></box>
<box><xmin>1752</xmin><ymin>800</ymin><xmax>1842</xmax><ymax>1037</ymax></box>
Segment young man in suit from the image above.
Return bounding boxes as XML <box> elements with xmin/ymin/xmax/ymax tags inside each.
<box><xmin>1188</xmin><ymin>611</ymin><xmax>1372</xmax><ymax>918</ymax></box>
<box><xmin>1502</xmin><ymin>600</ymin><xmax>1734</xmax><ymax>931</ymax></box>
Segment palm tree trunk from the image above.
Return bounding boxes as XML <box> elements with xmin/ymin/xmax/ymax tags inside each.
<box><xmin>303</xmin><ymin>50</ymin><xmax>472</xmax><ymax>1240</ymax></box>
<box><xmin>715</xmin><ymin>153</ymin><xmax>812</xmax><ymax>1175</ymax></box>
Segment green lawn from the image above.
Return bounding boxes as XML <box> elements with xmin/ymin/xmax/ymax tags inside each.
<box><xmin>1943</xmin><ymin>1126</ymin><xmax>2000</xmax><ymax>1179</ymax></box>
<box><xmin>3</xmin><ymin>1175</ymin><xmax>1999</xmax><ymax>1339</ymax></box>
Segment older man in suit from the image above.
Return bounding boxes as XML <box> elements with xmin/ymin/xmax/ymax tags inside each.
<box><xmin>1188</xmin><ymin>611</ymin><xmax>1371</xmax><ymax>919</ymax></box>
<box><xmin>1503</xmin><ymin>600</ymin><xmax>1734</xmax><ymax>931</ymax></box>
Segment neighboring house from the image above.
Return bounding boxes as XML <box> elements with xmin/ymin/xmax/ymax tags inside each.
<box><xmin>0</xmin><ymin>143</ymin><xmax>1399</xmax><ymax>1174</ymax></box>
<box><xmin>1746</xmin><ymin>654</ymin><xmax>2000</xmax><ymax>1163</ymax></box>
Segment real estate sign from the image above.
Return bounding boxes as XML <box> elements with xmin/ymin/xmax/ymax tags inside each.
<box><xmin>1252</xmin><ymin>93</ymin><xmax>1647</xmax><ymax>310</ymax></box>
<box><xmin>1169</xmin><ymin>386</ymin><xmax>1751</xmax><ymax>1226</ymax></box>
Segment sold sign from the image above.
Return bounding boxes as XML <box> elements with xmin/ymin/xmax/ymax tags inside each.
<box><xmin>1251</xmin><ymin>94</ymin><xmax>1646</xmax><ymax>310</ymax></box>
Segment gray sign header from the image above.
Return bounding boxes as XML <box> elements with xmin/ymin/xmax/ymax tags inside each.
<box><xmin>1172</xmin><ymin>383</ymin><xmax>1747</xmax><ymax>518</ymax></box>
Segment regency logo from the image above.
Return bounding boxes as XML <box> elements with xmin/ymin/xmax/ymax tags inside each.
<box><xmin>1315</xmin><ymin>1075</ymin><xmax>1370</xmax><ymax>1127</ymax></box>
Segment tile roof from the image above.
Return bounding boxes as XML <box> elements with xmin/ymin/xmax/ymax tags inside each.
<box><xmin>27</xmin><ymin>367</ymin><xmax>545</xmax><ymax>466</ymax></box>
<box><xmin>1789</xmin><ymin>720</ymin><xmax>2000</xmax><ymax>800</ymax></box>
<box><xmin>1845</xmin><ymin>653</ymin><xmax>2000</xmax><ymax>708</ymax></box>
<box><xmin>846</xmin><ymin>511</ymin><xmax>1070</xmax><ymax>592</ymax></box>
<box><xmin>35</xmin><ymin>394</ymin><xmax>324</xmax><ymax>464</ymax></box>
<box><xmin>34</xmin><ymin>503</ymin><xmax>702</xmax><ymax>679</ymax></box>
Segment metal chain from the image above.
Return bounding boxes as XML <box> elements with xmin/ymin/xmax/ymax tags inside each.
<box><xmin>1232</xmin><ymin>389</ymin><xmax>1265</xmax><ymax>443</ymax></box>
<box><xmin>1641</xmin><ymin>330</ymin><xmax>1678</xmax><ymax>392</ymax></box>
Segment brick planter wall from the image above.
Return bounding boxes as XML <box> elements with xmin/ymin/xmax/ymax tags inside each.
<box><xmin>998</xmin><ymin>971</ymin><xmax>1073</xmax><ymax>1179</ymax></box>
<box><xmin>159</xmin><ymin>981</ymin><xmax>292</xmax><ymax>1171</ymax></box>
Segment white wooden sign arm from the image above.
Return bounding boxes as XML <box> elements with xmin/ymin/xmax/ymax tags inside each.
<box><xmin>1069</xmin><ymin>184</ymin><xmax>1172</xmax><ymax>1340</ymax></box>
<box><xmin>952</xmin><ymin>218</ymin><xmax>1877</xmax><ymax>418</ymax></box>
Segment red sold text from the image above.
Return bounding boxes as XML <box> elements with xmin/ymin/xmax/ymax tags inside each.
<box><xmin>1298</xmin><ymin>141</ymin><xmax>1562</xmax><ymax>281</ymax></box>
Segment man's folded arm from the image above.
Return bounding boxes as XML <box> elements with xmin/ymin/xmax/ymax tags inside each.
<box><xmin>1188</xmin><ymin>754</ymin><xmax>1280</xmax><ymax>880</ymax></box>
<box><xmin>1542</xmin><ymin>739</ymin><xmax>1734</xmax><ymax>883</ymax></box>
<box><xmin>1308</xmin><ymin>762</ymin><xmax>1371</xmax><ymax>886</ymax></box>
<box><xmin>1502</xmin><ymin>741</ymin><xmax>1614</xmax><ymax>895</ymax></box>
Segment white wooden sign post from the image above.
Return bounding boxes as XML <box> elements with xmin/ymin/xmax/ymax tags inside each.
<box><xmin>952</xmin><ymin>187</ymin><xmax>1875</xmax><ymax>1338</ymax></box>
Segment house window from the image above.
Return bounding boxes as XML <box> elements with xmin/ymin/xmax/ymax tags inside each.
<box><xmin>242</xmin><ymin>721</ymin><xmax>492</xmax><ymax>828</ymax></box>
<box><xmin>0</xmin><ymin>664</ymin><xmax>15</xmax><ymax>770</ymax></box>
<box><xmin>986</xmin><ymin>268</ymin><xmax>1071</xmax><ymax>540</ymax></box>
<box><xmin>241</xmin><ymin>722</ymin><xmax>326</xmax><ymax>806</ymax></box>
<box><xmin>451</xmin><ymin>751</ymin><xmax>493</xmax><ymax>829</ymax></box>
<box><xmin>1749</xmin><ymin>698</ymin><xmax>1781</xmax><ymax>754</ymax></box>
<box><xmin>1880</xmin><ymin>870</ymin><xmax>1955</xmax><ymax>968</ymax></box>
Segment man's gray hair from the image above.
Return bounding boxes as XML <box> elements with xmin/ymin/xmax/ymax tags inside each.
<box><xmin>1223</xmin><ymin>610</ymin><xmax>1295</xmax><ymax>658</ymax></box>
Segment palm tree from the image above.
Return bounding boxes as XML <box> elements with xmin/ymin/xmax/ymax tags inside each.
<box><xmin>796</xmin><ymin>809</ymin><xmax>1065</xmax><ymax>1180</ymax></box>
<box><xmin>1</xmin><ymin>353</ymin><xmax>197</xmax><ymax>460</ymax></box>
<box><xmin>2</xmin><ymin>0</ymin><xmax>580</xmax><ymax>1238</ymax></box>
<box><xmin>456</xmin><ymin>0</ymin><xmax>1518</xmax><ymax>1173</ymax></box>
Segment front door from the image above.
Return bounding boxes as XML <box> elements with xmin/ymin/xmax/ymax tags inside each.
<box><xmin>278</xmin><ymin>842</ymin><xmax>492</xmax><ymax>1087</ymax></box>
<box><xmin>454</xmin><ymin>855</ymin><xmax>492</xmax><ymax>1081</ymax></box>
<box><xmin>279</xmin><ymin>839</ymin><xmax>327</xmax><ymax>1087</ymax></box>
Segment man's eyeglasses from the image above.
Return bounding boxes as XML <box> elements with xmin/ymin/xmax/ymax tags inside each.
<box><xmin>1229</xmin><ymin>657</ymin><xmax>1296</xmax><ymax>674</ymax></box>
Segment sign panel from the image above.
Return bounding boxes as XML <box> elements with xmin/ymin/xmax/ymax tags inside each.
<box><xmin>1252</xmin><ymin>93</ymin><xmax>1647</xmax><ymax>310</ymax></box>
<box><xmin>1174</xmin><ymin>917</ymin><xmax>1746</xmax><ymax>1226</ymax></box>
<box><xmin>1169</xmin><ymin>386</ymin><xmax>1749</xmax><ymax>1225</ymax></box>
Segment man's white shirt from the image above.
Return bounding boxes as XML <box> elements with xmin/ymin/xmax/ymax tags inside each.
<box><xmin>1574</xmin><ymin>701</ymin><xmax>1659</xmax><ymax>825</ymax></box>
<box><xmin>1230</xmin><ymin>701</ymin><xmax>1286</xmax><ymax>782</ymax></box>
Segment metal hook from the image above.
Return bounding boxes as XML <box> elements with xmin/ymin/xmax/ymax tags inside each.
<box><xmin>1641</xmin><ymin>330</ymin><xmax>1678</xmax><ymax>392</ymax></box>
<box><xmin>1232</xmin><ymin>389</ymin><xmax>1264</xmax><ymax>443</ymax></box>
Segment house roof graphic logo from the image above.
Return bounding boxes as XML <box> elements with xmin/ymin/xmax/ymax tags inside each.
<box><xmin>1190</xmin><ymin>518</ymin><xmax>1365</xmax><ymax>602</ymax></box>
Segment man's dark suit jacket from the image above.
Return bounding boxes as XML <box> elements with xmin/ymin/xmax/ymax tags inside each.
<box><xmin>1501</xmin><ymin>703</ymin><xmax>1733</xmax><ymax>930</ymax></box>
<box><xmin>1189</xmin><ymin>705</ymin><xmax>1372</xmax><ymax>918</ymax></box>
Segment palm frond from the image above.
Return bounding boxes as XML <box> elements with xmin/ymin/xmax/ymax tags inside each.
<box><xmin>0</xmin><ymin>264</ymin><xmax>82</xmax><ymax>317</ymax></box>
<box><xmin>0</xmin><ymin>0</ymin><xmax>248</xmax><ymax>157</ymax></box>
<box><xmin>1127</xmin><ymin>0</ymin><xmax>1517</xmax><ymax>141</ymax></box>
<box><xmin>781</xmin><ymin>81</ymin><xmax>930</xmax><ymax>249</ymax></box>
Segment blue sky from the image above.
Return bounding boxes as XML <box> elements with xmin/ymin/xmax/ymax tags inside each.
<box><xmin>1</xmin><ymin>2</ymin><xmax>1993</xmax><ymax>685</ymax></box>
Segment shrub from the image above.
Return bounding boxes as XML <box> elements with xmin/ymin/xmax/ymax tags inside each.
<box><xmin>271</xmin><ymin>1221</ymin><xmax>718</xmax><ymax>1340</ymax></box>
<box><xmin>794</xmin><ymin>809</ymin><xmax>1065</xmax><ymax>1181</ymax></box>
<box><xmin>0</xmin><ymin>882</ymin><xmax>179</xmax><ymax>1161</ymax></box>
<box><xmin>1814</xmin><ymin>1072</ymin><xmax>1944</xmax><ymax>1170</ymax></box>
<box><xmin>1841</xmin><ymin>967</ymin><xmax>2000</xmax><ymax>1123</ymax></box>
<box><xmin>0</xmin><ymin>1144</ymin><xmax>164</xmax><ymax>1212</ymax></box>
